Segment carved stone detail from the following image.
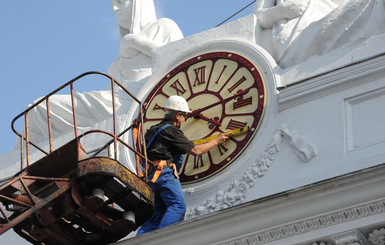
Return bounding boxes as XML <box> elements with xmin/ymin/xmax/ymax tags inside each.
<box><xmin>185</xmin><ymin>124</ymin><xmax>316</xmax><ymax>219</ymax></box>
<box><xmin>280</xmin><ymin>125</ymin><xmax>317</xmax><ymax>162</ymax></box>
<box><xmin>220</xmin><ymin>199</ymin><xmax>385</xmax><ymax>245</ymax></box>
<box><xmin>368</xmin><ymin>228</ymin><xmax>385</xmax><ymax>245</ymax></box>
<box><xmin>331</xmin><ymin>230</ymin><xmax>363</xmax><ymax>245</ymax></box>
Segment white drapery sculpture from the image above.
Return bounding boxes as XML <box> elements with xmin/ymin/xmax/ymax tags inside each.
<box><xmin>254</xmin><ymin>0</ymin><xmax>385</xmax><ymax>68</ymax></box>
<box><xmin>0</xmin><ymin>0</ymin><xmax>183</xmax><ymax>178</ymax></box>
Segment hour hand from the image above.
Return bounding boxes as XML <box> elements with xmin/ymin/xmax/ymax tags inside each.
<box><xmin>188</xmin><ymin>89</ymin><xmax>250</xmax><ymax>117</ymax></box>
<box><xmin>193</xmin><ymin>113</ymin><xmax>221</xmax><ymax>127</ymax></box>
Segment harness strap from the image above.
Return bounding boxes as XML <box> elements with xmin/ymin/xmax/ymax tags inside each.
<box><xmin>149</xmin><ymin>160</ymin><xmax>166</xmax><ymax>183</ymax></box>
<box><xmin>148</xmin><ymin>160</ymin><xmax>180</xmax><ymax>183</ymax></box>
<box><xmin>139</xmin><ymin>124</ymin><xmax>171</xmax><ymax>180</ymax></box>
<box><xmin>169</xmin><ymin>163</ymin><xmax>179</xmax><ymax>179</ymax></box>
<box><xmin>143</xmin><ymin>124</ymin><xmax>173</xmax><ymax>182</ymax></box>
<box><xmin>146</xmin><ymin>124</ymin><xmax>172</xmax><ymax>148</ymax></box>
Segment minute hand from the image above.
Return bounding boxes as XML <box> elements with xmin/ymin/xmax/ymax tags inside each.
<box><xmin>188</xmin><ymin>89</ymin><xmax>250</xmax><ymax>117</ymax></box>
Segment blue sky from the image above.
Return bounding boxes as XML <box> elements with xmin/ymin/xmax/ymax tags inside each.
<box><xmin>0</xmin><ymin>0</ymin><xmax>253</xmax><ymax>243</ymax></box>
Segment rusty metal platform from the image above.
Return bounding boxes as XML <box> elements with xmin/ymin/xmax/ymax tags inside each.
<box><xmin>0</xmin><ymin>139</ymin><xmax>154</xmax><ymax>244</ymax></box>
<box><xmin>0</xmin><ymin>72</ymin><xmax>154</xmax><ymax>244</ymax></box>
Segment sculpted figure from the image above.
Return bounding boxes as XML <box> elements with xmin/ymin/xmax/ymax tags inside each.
<box><xmin>109</xmin><ymin>0</ymin><xmax>183</xmax><ymax>93</ymax></box>
<box><xmin>254</xmin><ymin>0</ymin><xmax>385</xmax><ymax>68</ymax></box>
<box><xmin>254</xmin><ymin>0</ymin><xmax>337</xmax><ymax>68</ymax></box>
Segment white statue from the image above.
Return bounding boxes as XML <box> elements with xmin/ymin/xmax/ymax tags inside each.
<box><xmin>108</xmin><ymin>0</ymin><xmax>183</xmax><ymax>92</ymax></box>
<box><xmin>254</xmin><ymin>0</ymin><xmax>337</xmax><ymax>65</ymax></box>
<box><xmin>0</xmin><ymin>0</ymin><xmax>183</xmax><ymax>178</ymax></box>
<box><xmin>254</xmin><ymin>0</ymin><xmax>385</xmax><ymax>68</ymax></box>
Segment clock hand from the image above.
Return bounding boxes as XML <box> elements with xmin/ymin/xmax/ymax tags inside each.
<box><xmin>188</xmin><ymin>89</ymin><xmax>250</xmax><ymax>117</ymax></box>
<box><xmin>193</xmin><ymin>113</ymin><xmax>221</xmax><ymax>126</ymax></box>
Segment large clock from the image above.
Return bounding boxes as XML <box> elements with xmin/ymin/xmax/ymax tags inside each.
<box><xmin>141</xmin><ymin>51</ymin><xmax>267</xmax><ymax>184</ymax></box>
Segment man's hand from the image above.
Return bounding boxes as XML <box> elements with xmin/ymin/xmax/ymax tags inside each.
<box><xmin>192</xmin><ymin>126</ymin><xmax>249</xmax><ymax>145</ymax></box>
<box><xmin>214</xmin><ymin>132</ymin><xmax>231</xmax><ymax>145</ymax></box>
<box><xmin>190</xmin><ymin>127</ymin><xmax>248</xmax><ymax>156</ymax></box>
<box><xmin>190</xmin><ymin>132</ymin><xmax>230</xmax><ymax>156</ymax></box>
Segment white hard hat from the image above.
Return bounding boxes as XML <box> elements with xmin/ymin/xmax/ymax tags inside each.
<box><xmin>164</xmin><ymin>95</ymin><xmax>191</xmax><ymax>113</ymax></box>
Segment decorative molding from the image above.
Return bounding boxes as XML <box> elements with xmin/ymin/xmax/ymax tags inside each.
<box><xmin>221</xmin><ymin>199</ymin><xmax>385</xmax><ymax>245</ymax></box>
<box><xmin>185</xmin><ymin>124</ymin><xmax>316</xmax><ymax>219</ymax></box>
<box><xmin>122</xmin><ymin>163</ymin><xmax>385</xmax><ymax>245</ymax></box>
<box><xmin>280</xmin><ymin>125</ymin><xmax>317</xmax><ymax>162</ymax></box>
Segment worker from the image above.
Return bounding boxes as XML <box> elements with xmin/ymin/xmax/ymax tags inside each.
<box><xmin>136</xmin><ymin>95</ymin><xmax>230</xmax><ymax>235</ymax></box>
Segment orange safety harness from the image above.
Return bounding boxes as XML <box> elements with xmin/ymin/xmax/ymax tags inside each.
<box><xmin>149</xmin><ymin>160</ymin><xmax>179</xmax><ymax>183</ymax></box>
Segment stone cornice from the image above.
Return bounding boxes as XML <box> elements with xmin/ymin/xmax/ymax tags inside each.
<box><xmin>116</xmin><ymin>162</ymin><xmax>385</xmax><ymax>245</ymax></box>
<box><xmin>222</xmin><ymin>199</ymin><xmax>385</xmax><ymax>244</ymax></box>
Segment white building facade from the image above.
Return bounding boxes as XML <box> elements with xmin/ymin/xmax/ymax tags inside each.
<box><xmin>118</xmin><ymin>1</ymin><xmax>385</xmax><ymax>244</ymax></box>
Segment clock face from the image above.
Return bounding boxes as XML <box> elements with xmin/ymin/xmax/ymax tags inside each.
<box><xmin>141</xmin><ymin>51</ymin><xmax>267</xmax><ymax>184</ymax></box>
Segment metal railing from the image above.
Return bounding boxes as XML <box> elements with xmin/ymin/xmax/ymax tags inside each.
<box><xmin>10</xmin><ymin>71</ymin><xmax>148</xmax><ymax>177</ymax></box>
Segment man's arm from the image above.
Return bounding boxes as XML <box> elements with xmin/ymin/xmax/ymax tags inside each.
<box><xmin>189</xmin><ymin>133</ymin><xmax>230</xmax><ymax>156</ymax></box>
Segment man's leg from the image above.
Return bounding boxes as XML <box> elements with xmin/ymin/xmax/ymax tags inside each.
<box><xmin>158</xmin><ymin>177</ymin><xmax>186</xmax><ymax>229</ymax></box>
<box><xmin>136</xmin><ymin>192</ymin><xmax>166</xmax><ymax>235</ymax></box>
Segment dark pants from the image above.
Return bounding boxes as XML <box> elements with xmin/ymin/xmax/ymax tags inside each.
<box><xmin>137</xmin><ymin>168</ymin><xmax>186</xmax><ymax>235</ymax></box>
